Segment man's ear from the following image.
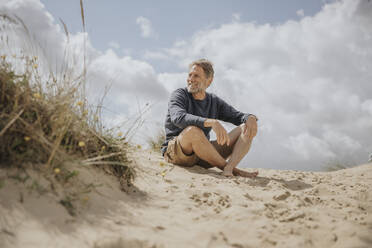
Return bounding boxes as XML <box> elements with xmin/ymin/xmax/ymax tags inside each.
<box><xmin>206</xmin><ymin>76</ymin><xmax>213</xmax><ymax>87</ymax></box>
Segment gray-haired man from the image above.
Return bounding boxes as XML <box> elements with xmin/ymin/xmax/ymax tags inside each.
<box><xmin>162</xmin><ymin>59</ymin><xmax>258</xmax><ymax>178</ymax></box>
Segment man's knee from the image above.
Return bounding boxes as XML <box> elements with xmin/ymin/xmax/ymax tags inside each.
<box><xmin>239</xmin><ymin>124</ymin><xmax>255</xmax><ymax>141</ymax></box>
<box><xmin>177</xmin><ymin>126</ymin><xmax>204</xmax><ymax>155</ymax></box>
<box><xmin>180</xmin><ymin>126</ymin><xmax>204</xmax><ymax>141</ymax></box>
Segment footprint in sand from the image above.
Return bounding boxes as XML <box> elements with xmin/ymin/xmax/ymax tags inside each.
<box><xmin>273</xmin><ymin>191</ymin><xmax>291</xmax><ymax>201</ymax></box>
<box><xmin>206</xmin><ymin>231</ymin><xmax>244</xmax><ymax>248</ymax></box>
<box><xmin>189</xmin><ymin>191</ymin><xmax>232</xmax><ymax>214</ymax></box>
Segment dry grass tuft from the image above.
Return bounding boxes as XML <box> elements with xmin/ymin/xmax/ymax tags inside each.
<box><xmin>0</xmin><ymin>13</ymin><xmax>135</xmax><ymax>186</ymax></box>
<box><xmin>147</xmin><ymin>128</ymin><xmax>165</xmax><ymax>153</ymax></box>
<box><xmin>323</xmin><ymin>160</ymin><xmax>356</xmax><ymax>172</ymax></box>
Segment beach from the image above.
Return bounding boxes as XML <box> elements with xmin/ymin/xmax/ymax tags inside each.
<box><xmin>1</xmin><ymin>148</ymin><xmax>372</xmax><ymax>248</ymax></box>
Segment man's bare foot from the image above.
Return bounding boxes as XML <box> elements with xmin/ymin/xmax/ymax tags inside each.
<box><xmin>233</xmin><ymin>168</ymin><xmax>258</xmax><ymax>178</ymax></box>
<box><xmin>222</xmin><ymin>165</ymin><xmax>234</xmax><ymax>177</ymax></box>
<box><xmin>222</xmin><ymin>170</ymin><xmax>234</xmax><ymax>177</ymax></box>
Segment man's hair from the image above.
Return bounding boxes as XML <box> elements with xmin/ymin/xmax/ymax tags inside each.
<box><xmin>189</xmin><ymin>59</ymin><xmax>214</xmax><ymax>79</ymax></box>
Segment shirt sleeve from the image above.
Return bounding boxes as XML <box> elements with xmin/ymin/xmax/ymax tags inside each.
<box><xmin>217</xmin><ymin>97</ymin><xmax>253</xmax><ymax>126</ymax></box>
<box><xmin>168</xmin><ymin>89</ymin><xmax>207</xmax><ymax>129</ymax></box>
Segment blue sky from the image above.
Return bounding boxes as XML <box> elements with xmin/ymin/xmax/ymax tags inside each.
<box><xmin>1</xmin><ymin>0</ymin><xmax>371</xmax><ymax>171</ymax></box>
<box><xmin>41</xmin><ymin>0</ymin><xmax>326</xmax><ymax>72</ymax></box>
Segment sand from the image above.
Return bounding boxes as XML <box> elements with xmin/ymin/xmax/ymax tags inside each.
<box><xmin>1</xmin><ymin>148</ymin><xmax>372</xmax><ymax>248</ymax></box>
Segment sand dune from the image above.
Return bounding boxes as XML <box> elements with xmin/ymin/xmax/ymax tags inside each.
<box><xmin>1</xmin><ymin>148</ymin><xmax>372</xmax><ymax>248</ymax></box>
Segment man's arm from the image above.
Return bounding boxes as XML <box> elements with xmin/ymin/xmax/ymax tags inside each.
<box><xmin>216</xmin><ymin>96</ymin><xmax>258</xmax><ymax>141</ymax></box>
<box><xmin>217</xmin><ymin>97</ymin><xmax>254</xmax><ymax>125</ymax></box>
<box><xmin>169</xmin><ymin>89</ymin><xmax>207</xmax><ymax>129</ymax></box>
<box><xmin>204</xmin><ymin>119</ymin><xmax>230</xmax><ymax>145</ymax></box>
<box><xmin>243</xmin><ymin>115</ymin><xmax>258</xmax><ymax>140</ymax></box>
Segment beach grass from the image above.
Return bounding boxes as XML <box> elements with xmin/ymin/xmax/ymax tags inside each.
<box><xmin>147</xmin><ymin>128</ymin><xmax>165</xmax><ymax>153</ymax></box>
<box><xmin>323</xmin><ymin>159</ymin><xmax>356</xmax><ymax>172</ymax></box>
<box><xmin>0</xmin><ymin>11</ymin><xmax>135</xmax><ymax>192</ymax></box>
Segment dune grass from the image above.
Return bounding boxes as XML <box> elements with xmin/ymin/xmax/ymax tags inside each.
<box><xmin>147</xmin><ymin>128</ymin><xmax>165</xmax><ymax>152</ymax></box>
<box><xmin>323</xmin><ymin>159</ymin><xmax>356</xmax><ymax>172</ymax></box>
<box><xmin>0</xmin><ymin>11</ymin><xmax>134</xmax><ymax>189</ymax></box>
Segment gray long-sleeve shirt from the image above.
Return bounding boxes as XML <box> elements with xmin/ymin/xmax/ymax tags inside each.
<box><xmin>161</xmin><ymin>87</ymin><xmax>253</xmax><ymax>155</ymax></box>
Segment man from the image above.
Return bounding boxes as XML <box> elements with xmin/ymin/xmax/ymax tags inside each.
<box><xmin>161</xmin><ymin>59</ymin><xmax>258</xmax><ymax>178</ymax></box>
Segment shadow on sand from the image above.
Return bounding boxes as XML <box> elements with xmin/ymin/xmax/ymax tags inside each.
<box><xmin>182</xmin><ymin>165</ymin><xmax>313</xmax><ymax>191</ymax></box>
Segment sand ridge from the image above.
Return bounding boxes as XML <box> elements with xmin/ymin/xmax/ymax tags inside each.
<box><xmin>1</xmin><ymin>148</ymin><xmax>372</xmax><ymax>248</ymax></box>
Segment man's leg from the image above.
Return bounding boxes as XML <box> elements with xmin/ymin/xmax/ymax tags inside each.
<box><xmin>201</xmin><ymin>124</ymin><xmax>257</xmax><ymax>177</ymax></box>
<box><xmin>178</xmin><ymin>126</ymin><xmax>257</xmax><ymax>178</ymax></box>
<box><xmin>222</xmin><ymin>124</ymin><xmax>255</xmax><ymax>177</ymax></box>
<box><xmin>177</xmin><ymin>126</ymin><xmax>227</xmax><ymax>168</ymax></box>
<box><xmin>208</xmin><ymin>125</ymin><xmax>258</xmax><ymax>177</ymax></box>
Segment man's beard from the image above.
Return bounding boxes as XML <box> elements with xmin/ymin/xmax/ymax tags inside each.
<box><xmin>187</xmin><ymin>84</ymin><xmax>203</xmax><ymax>93</ymax></box>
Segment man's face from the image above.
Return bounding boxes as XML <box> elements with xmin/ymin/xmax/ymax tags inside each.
<box><xmin>187</xmin><ymin>65</ymin><xmax>211</xmax><ymax>94</ymax></box>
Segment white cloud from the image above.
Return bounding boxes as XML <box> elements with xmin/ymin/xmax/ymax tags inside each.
<box><xmin>157</xmin><ymin>72</ymin><xmax>186</xmax><ymax>93</ymax></box>
<box><xmin>122</xmin><ymin>48</ymin><xmax>132</xmax><ymax>56</ymax></box>
<box><xmin>108</xmin><ymin>41</ymin><xmax>120</xmax><ymax>49</ymax></box>
<box><xmin>285</xmin><ymin>132</ymin><xmax>336</xmax><ymax>161</ymax></box>
<box><xmin>232</xmin><ymin>13</ymin><xmax>241</xmax><ymax>22</ymax></box>
<box><xmin>361</xmin><ymin>99</ymin><xmax>372</xmax><ymax>115</ymax></box>
<box><xmin>87</xmin><ymin>49</ymin><xmax>167</xmax><ymax>102</ymax></box>
<box><xmin>0</xmin><ymin>0</ymin><xmax>98</xmax><ymax>82</ymax></box>
<box><xmin>136</xmin><ymin>16</ymin><xmax>156</xmax><ymax>38</ymax></box>
<box><xmin>143</xmin><ymin>50</ymin><xmax>169</xmax><ymax>60</ymax></box>
<box><xmin>296</xmin><ymin>9</ymin><xmax>305</xmax><ymax>17</ymax></box>
<box><xmin>0</xmin><ymin>0</ymin><xmax>65</xmax><ymax>70</ymax></box>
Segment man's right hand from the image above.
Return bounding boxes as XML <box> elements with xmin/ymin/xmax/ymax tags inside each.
<box><xmin>204</xmin><ymin>119</ymin><xmax>230</xmax><ymax>146</ymax></box>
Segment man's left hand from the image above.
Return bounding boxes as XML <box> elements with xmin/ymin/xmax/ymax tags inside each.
<box><xmin>243</xmin><ymin>115</ymin><xmax>258</xmax><ymax>140</ymax></box>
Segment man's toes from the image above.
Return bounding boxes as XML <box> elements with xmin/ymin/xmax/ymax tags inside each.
<box><xmin>240</xmin><ymin>171</ymin><xmax>258</xmax><ymax>178</ymax></box>
<box><xmin>249</xmin><ymin>172</ymin><xmax>258</xmax><ymax>178</ymax></box>
<box><xmin>222</xmin><ymin>171</ymin><xmax>234</xmax><ymax>177</ymax></box>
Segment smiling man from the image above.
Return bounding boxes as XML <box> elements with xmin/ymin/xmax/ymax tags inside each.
<box><xmin>161</xmin><ymin>59</ymin><xmax>258</xmax><ymax>178</ymax></box>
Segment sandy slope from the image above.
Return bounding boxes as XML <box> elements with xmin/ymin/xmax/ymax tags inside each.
<box><xmin>1</xmin><ymin>148</ymin><xmax>372</xmax><ymax>248</ymax></box>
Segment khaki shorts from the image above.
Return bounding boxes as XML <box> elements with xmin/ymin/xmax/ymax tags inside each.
<box><xmin>164</xmin><ymin>137</ymin><xmax>199</xmax><ymax>167</ymax></box>
<box><xmin>163</xmin><ymin>137</ymin><xmax>234</xmax><ymax>168</ymax></box>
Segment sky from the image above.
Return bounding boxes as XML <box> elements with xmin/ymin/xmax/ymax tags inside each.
<box><xmin>40</xmin><ymin>0</ymin><xmax>327</xmax><ymax>73</ymax></box>
<box><xmin>1</xmin><ymin>0</ymin><xmax>371</xmax><ymax>171</ymax></box>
